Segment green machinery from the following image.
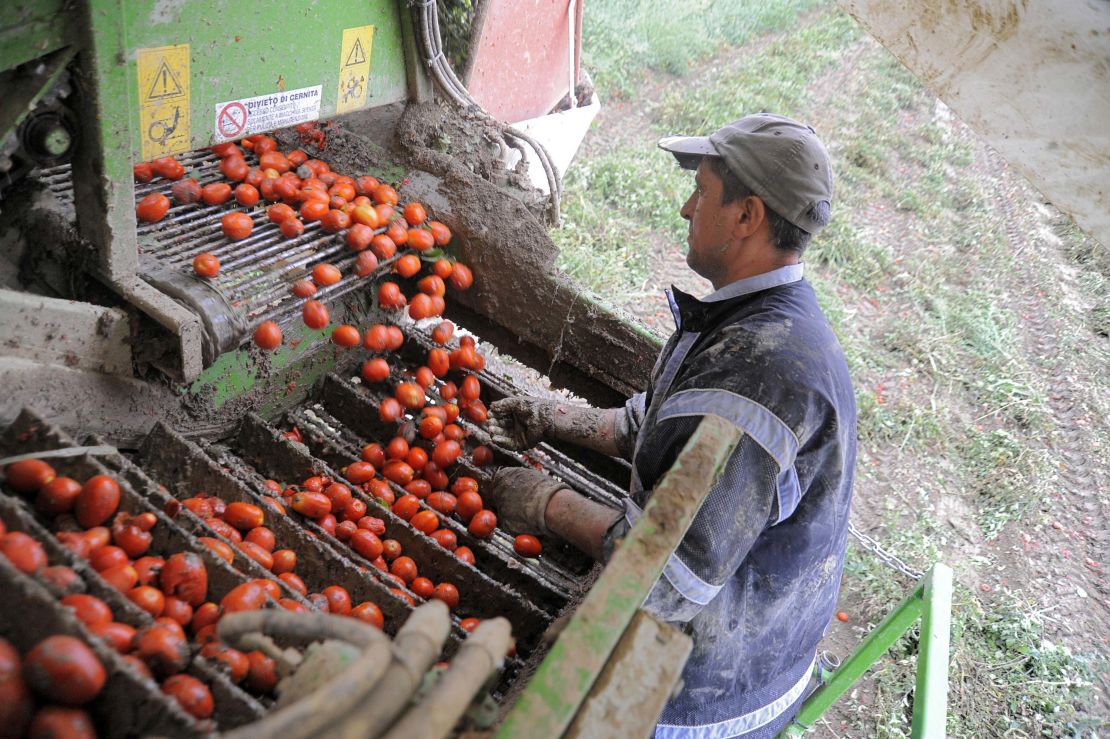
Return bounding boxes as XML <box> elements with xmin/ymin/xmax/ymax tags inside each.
<box><xmin>0</xmin><ymin>2</ymin><xmax>952</xmax><ymax>736</ymax></box>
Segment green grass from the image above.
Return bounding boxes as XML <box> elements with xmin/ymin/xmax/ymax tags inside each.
<box><xmin>563</xmin><ymin>1</ymin><xmax>1106</xmax><ymax>734</ymax></box>
<box><xmin>583</xmin><ymin>0</ymin><xmax>826</xmax><ymax>100</ymax></box>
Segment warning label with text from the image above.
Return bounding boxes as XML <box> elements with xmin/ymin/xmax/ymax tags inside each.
<box><xmin>212</xmin><ymin>85</ymin><xmax>322</xmax><ymax>142</ymax></box>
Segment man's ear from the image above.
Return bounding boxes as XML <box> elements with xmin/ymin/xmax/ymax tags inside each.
<box><xmin>731</xmin><ymin>195</ymin><xmax>766</xmax><ymax>239</ymax></box>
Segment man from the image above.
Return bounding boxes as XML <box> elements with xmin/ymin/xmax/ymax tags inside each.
<box><xmin>488</xmin><ymin>113</ymin><xmax>857</xmax><ymax>738</ymax></box>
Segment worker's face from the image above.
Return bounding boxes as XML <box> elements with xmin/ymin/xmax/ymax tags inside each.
<box><xmin>680</xmin><ymin>160</ymin><xmax>743</xmax><ymax>283</ymax></box>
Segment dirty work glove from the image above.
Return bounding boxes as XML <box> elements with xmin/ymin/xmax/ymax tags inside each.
<box><xmin>488</xmin><ymin>467</ymin><xmax>567</xmax><ymax>536</ymax></box>
<box><xmin>487</xmin><ymin>397</ymin><xmax>557</xmax><ymax>451</ymax></box>
<box><xmin>488</xmin><ymin>396</ymin><xmax>625</xmax><ymax>456</ymax></box>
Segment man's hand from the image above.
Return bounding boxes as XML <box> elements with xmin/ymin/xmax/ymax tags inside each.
<box><xmin>487</xmin><ymin>467</ymin><xmax>566</xmax><ymax>535</ymax></box>
<box><xmin>487</xmin><ymin>397</ymin><xmax>557</xmax><ymax>451</ymax></box>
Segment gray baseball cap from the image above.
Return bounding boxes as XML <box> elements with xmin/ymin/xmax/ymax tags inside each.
<box><xmin>659</xmin><ymin>113</ymin><xmax>833</xmax><ymax>234</ymax></box>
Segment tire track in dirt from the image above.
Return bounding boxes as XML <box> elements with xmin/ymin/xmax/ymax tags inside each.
<box><xmin>983</xmin><ymin>147</ymin><xmax>1110</xmax><ymax>705</ymax></box>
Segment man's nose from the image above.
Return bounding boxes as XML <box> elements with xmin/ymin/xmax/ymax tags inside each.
<box><xmin>680</xmin><ymin>194</ymin><xmax>695</xmax><ymax>221</ymax></box>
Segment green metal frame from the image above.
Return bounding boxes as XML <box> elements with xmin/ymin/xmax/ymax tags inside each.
<box><xmin>496</xmin><ymin>416</ymin><xmax>742</xmax><ymax>738</ymax></box>
<box><xmin>781</xmin><ymin>563</ymin><xmax>953</xmax><ymax>738</ymax></box>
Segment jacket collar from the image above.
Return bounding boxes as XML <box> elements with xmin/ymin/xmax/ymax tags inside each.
<box><xmin>666</xmin><ymin>264</ymin><xmax>805</xmax><ymax>331</ymax></box>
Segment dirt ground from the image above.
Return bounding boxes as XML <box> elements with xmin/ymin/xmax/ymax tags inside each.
<box><xmin>569</xmin><ymin>22</ymin><xmax>1109</xmax><ymax>736</ymax></box>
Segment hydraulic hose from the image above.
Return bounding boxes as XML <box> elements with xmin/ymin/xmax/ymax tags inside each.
<box><xmin>412</xmin><ymin>0</ymin><xmax>563</xmax><ymax>224</ymax></box>
<box><xmin>217</xmin><ymin>610</ymin><xmax>391</xmax><ymax>739</ymax></box>
<box><xmin>381</xmin><ymin>617</ymin><xmax>512</xmax><ymax>739</ymax></box>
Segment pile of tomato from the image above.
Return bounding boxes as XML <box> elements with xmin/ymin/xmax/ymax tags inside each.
<box><xmin>0</xmin><ymin>459</ymin><xmax>294</xmax><ymax>730</ymax></box>
<box><xmin>133</xmin><ymin>133</ymin><xmax>476</xmax><ymax>360</ymax></box>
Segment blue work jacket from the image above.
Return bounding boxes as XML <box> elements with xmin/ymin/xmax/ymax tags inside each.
<box><xmin>609</xmin><ymin>264</ymin><xmax>857</xmax><ymax>739</ymax></box>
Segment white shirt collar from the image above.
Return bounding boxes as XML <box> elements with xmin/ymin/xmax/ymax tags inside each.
<box><xmin>702</xmin><ymin>263</ymin><xmax>805</xmax><ymax>302</ymax></box>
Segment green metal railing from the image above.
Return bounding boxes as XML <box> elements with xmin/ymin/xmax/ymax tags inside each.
<box><xmin>781</xmin><ymin>562</ymin><xmax>953</xmax><ymax>738</ymax></box>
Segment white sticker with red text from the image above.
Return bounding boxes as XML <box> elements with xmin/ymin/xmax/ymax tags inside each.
<box><xmin>212</xmin><ymin>85</ymin><xmax>321</xmax><ymax>142</ymax></box>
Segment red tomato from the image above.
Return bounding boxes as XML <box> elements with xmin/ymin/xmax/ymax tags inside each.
<box><xmin>361</xmin><ymin>358</ymin><xmax>391</xmax><ymax>383</ymax></box>
<box><xmin>220</xmin><ymin>581</ymin><xmax>269</xmax><ymax>615</ymax></box>
<box><xmin>35</xmin><ymin>476</ymin><xmax>81</xmax><ymax>516</ymax></box>
<box><xmin>171</xmin><ymin>178</ymin><xmax>202</xmax><ymax>204</ymax></box>
<box><xmin>201</xmin><ymin>182</ymin><xmax>232</xmax><ymax>205</ymax></box>
<box><xmin>370</xmin><ymin>234</ymin><xmax>397</xmax><ymax>260</ymax></box>
<box><xmin>394</xmin><ymin>254</ymin><xmax>421</xmax><ymax>278</ymax></box>
<box><xmin>419</xmin><ymin>415</ymin><xmax>444</xmax><ymax>439</ymax></box>
<box><xmin>152</xmin><ymin>156</ymin><xmax>185</xmax><ymax>179</ymax></box>
<box><xmin>471</xmin><ymin>445</ymin><xmax>493</xmax><ymax>467</ymax></box>
<box><xmin>162</xmin><ymin>597</ymin><xmax>193</xmax><ymax>627</ymax></box>
<box><xmin>5</xmin><ymin>459</ymin><xmax>56</xmax><ymax>494</ymax></box>
<box><xmin>292</xmin><ymin>278</ymin><xmax>316</xmax><ymax>298</ymax></box>
<box><xmin>99</xmin><ymin>563</ymin><xmax>138</xmax><ymax>592</ymax></box>
<box><xmin>302</xmin><ymin>299</ymin><xmax>330</xmax><ymax>330</ymax></box>
<box><xmin>345</xmin><ymin>461</ymin><xmax>376</xmax><ymax>485</ymax></box>
<box><xmin>431</xmin><ymin>528</ymin><xmax>458</xmax><ymax>551</ymax></box>
<box><xmin>200</xmin><ymin>643</ymin><xmax>249</xmax><ymax>683</ymax></box>
<box><xmin>73</xmin><ymin>475</ymin><xmax>120</xmax><ymax>528</ymax></box>
<box><xmin>246</xmin><ymin>650</ymin><xmax>278</xmax><ymax>694</ymax></box>
<box><xmin>222</xmin><ymin>211</ymin><xmax>253</xmax><ymax>240</ymax></box>
<box><xmin>455</xmin><ymin>546</ymin><xmax>475</xmax><ymax>565</ymax></box>
<box><xmin>224</xmin><ymin>502</ymin><xmax>265</xmax><ymax>531</ymax></box>
<box><xmin>312</xmin><ymin>263</ymin><xmax>342</xmax><ymax>286</ymax></box>
<box><xmin>23</xmin><ymin>636</ymin><xmax>106</xmax><ymax>705</ymax></box>
<box><xmin>429</xmin><ymin>221</ymin><xmax>452</xmax><ymax>246</ymax></box>
<box><xmin>460</xmin><ymin>617</ymin><xmax>480</xmax><ymax>633</ymax></box>
<box><xmin>460</xmin><ymin>375</ymin><xmax>481</xmax><ymax>401</ymax></box>
<box><xmin>127</xmin><ymin>585</ymin><xmax>165</xmax><ymax>617</ymax></box>
<box><xmin>238</xmin><ymin>541</ymin><xmax>273</xmax><ymax>570</ymax></box>
<box><xmin>426</xmin><ymin>492</ymin><xmax>457</xmax><ymax>515</ymax></box>
<box><xmin>278</xmin><ymin>572</ymin><xmax>307</xmax><ymax>596</ymax></box>
<box><xmin>381</xmin><ymin>539</ymin><xmax>403</xmax><ymax>561</ymax></box>
<box><xmin>514</xmin><ymin>534</ymin><xmax>542</xmax><ymax>558</ymax></box>
<box><xmin>430</xmin><ymin>323</ymin><xmax>454</xmax><ymax>347</ymax></box>
<box><xmin>254</xmin><ymin>320</ymin><xmax>282</xmax><ymax>350</ymax></box>
<box><xmin>290</xmin><ymin>492</ymin><xmax>332</xmax><ymax>519</ymax></box>
<box><xmin>378</xmin><ymin>281</ymin><xmax>405</xmax><ymax>310</ymax></box>
<box><xmin>271</xmin><ymin>549</ymin><xmax>296</xmax><ymax>574</ymax></box>
<box><xmin>449</xmin><ymin>263</ymin><xmax>474</xmax><ymax>290</ymax></box>
<box><xmin>235</xmin><ymin>183</ymin><xmax>260</xmax><ymax>206</ymax></box>
<box><xmin>386</xmin><ymin>220</ymin><xmax>408</xmax><ymax>247</ymax></box>
<box><xmin>280</xmin><ymin>217</ymin><xmax>305</xmax><ymax>239</ymax></box>
<box><xmin>136</xmin><ymin>192</ymin><xmax>170</xmax><ymax>222</ymax></box>
<box><xmin>395</xmin><ymin>382</ymin><xmax>426</xmax><ymax>410</ymax></box>
<box><xmin>468</xmin><ymin>510</ymin><xmax>497</xmax><ymax>538</ymax></box>
<box><xmin>354</xmin><ymin>250</ymin><xmax>379</xmax><ymax>278</ymax></box>
<box><xmin>431</xmin><ymin>440</ymin><xmax>462</xmax><ymax>469</ymax></box>
<box><xmin>89</xmin><ymin>621</ymin><xmax>135</xmax><ymax>654</ymax></box>
<box><xmin>372</xmin><ymin>184</ymin><xmax>398</xmax><ymax>205</ymax></box>
<box><xmin>391</xmin><ymin>494</ymin><xmax>420</xmax><ymax>522</ymax></box>
<box><xmin>433</xmin><ymin>582</ymin><xmax>459</xmax><ymax>609</ymax></box>
<box><xmin>455</xmin><ymin>491</ymin><xmax>483</xmax><ymax>523</ymax></box>
<box><xmin>389</xmin><ymin>556</ymin><xmax>417</xmax><ymax>584</ymax></box>
<box><xmin>404</xmin><ymin>479</ymin><xmax>431</xmax><ymax>499</ymax></box>
<box><xmin>160</xmin><ymin>552</ymin><xmax>208</xmax><ymax>606</ymax></box>
<box><xmin>300</xmin><ymin>199</ymin><xmax>328</xmax><ymax>222</ymax></box>
<box><xmin>405</xmin><ymin>576</ymin><xmax>431</xmax><ymax>599</ymax></box>
<box><xmin>133</xmin><ymin>555</ymin><xmax>165</xmax><ymax>585</ymax></box>
<box><xmin>39</xmin><ymin>565</ymin><xmax>82</xmax><ymax>596</ymax></box>
<box><xmin>362</xmin><ymin>443</ymin><xmax>386</xmax><ymax>467</ymax></box>
<box><xmin>322</xmin><ymin>483</ymin><xmax>352</xmax><ymax>512</ymax></box>
<box><xmin>219</xmin><ymin>156</ymin><xmax>248</xmax><ymax>181</ymax></box>
<box><xmin>268</xmin><ymin>203</ymin><xmax>296</xmax><ymax>223</ymax></box>
<box><xmin>332</xmin><ymin>324</ymin><xmax>361</xmax><ymax>348</ymax></box>
<box><xmin>405</xmin><ymin>447</ymin><xmax>428</xmax><ymax>472</ymax></box>
<box><xmin>408</xmin><ymin>228</ymin><xmax>435</xmax><ymax>252</ymax></box>
<box><xmin>133</xmin><ymin>162</ymin><xmax>154</xmax><ymax>182</ymax></box>
<box><xmin>320</xmin><ymin>209</ymin><xmax>351</xmax><ymax>233</ymax></box>
<box><xmin>378</xmin><ymin>397</ymin><xmax>403</xmax><ymax>423</ymax></box>
<box><xmin>28</xmin><ymin>706</ymin><xmax>96</xmax><ymax>738</ymax></box>
<box><xmin>343</xmin><ymin>499</ymin><xmax>368</xmax><ymax>523</ymax></box>
<box><xmin>351</xmin><ymin>602</ymin><xmax>384</xmax><ymax>629</ymax></box>
<box><xmin>382</xmin><ymin>460</ymin><xmax>415</xmax><ymax>486</ymax></box>
<box><xmin>410</xmin><ymin>510</ymin><xmax>439</xmax><ymax>535</ymax></box>
<box><xmin>323</xmin><ymin>585</ymin><xmax>352</xmax><ymax>615</ymax></box>
<box><xmin>162</xmin><ymin>674</ymin><xmax>214</xmax><ymax>719</ymax></box>
<box><xmin>193</xmin><ymin>252</ymin><xmax>220</xmax><ymax>278</ymax></box>
<box><xmin>259</xmin><ymin>150</ymin><xmax>290</xmax><ymax>173</ymax></box>
<box><xmin>60</xmin><ymin>594</ymin><xmax>112</xmax><ymax>628</ymax></box>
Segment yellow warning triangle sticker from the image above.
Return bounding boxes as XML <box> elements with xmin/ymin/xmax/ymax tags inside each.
<box><xmin>344</xmin><ymin>38</ymin><xmax>367</xmax><ymax>67</ymax></box>
<box><xmin>146</xmin><ymin>60</ymin><xmax>184</xmax><ymax>101</ymax></box>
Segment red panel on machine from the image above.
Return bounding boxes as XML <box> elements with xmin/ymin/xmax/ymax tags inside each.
<box><xmin>465</xmin><ymin>0</ymin><xmax>583</xmax><ymax>123</ymax></box>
